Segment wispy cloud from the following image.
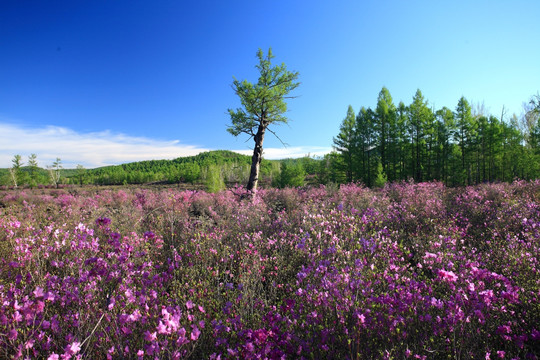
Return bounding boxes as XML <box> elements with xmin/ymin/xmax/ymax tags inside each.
<box><xmin>0</xmin><ymin>122</ymin><xmax>209</xmax><ymax>168</ymax></box>
<box><xmin>0</xmin><ymin>122</ymin><xmax>333</xmax><ymax>168</ymax></box>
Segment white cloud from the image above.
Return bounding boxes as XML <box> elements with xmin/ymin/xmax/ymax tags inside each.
<box><xmin>233</xmin><ymin>146</ymin><xmax>333</xmax><ymax>160</ymax></box>
<box><xmin>0</xmin><ymin>122</ymin><xmax>333</xmax><ymax>169</ymax></box>
<box><xmin>0</xmin><ymin>122</ymin><xmax>209</xmax><ymax>168</ymax></box>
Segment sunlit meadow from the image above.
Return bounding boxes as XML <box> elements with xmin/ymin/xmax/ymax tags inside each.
<box><xmin>1</xmin><ymin>181</ymin><xmax>539</xmax><ymax>359</ymax></box>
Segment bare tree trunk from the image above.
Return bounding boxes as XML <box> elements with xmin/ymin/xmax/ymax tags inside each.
<box><xmin>247</xmin><ymin>124</ymin><xmax>266</xmax><ymax>192</ymax></box>
<box><xmin>8</xmin><ymin>168</ymin><xmax>18</xmax><ymax>188</ymax></box>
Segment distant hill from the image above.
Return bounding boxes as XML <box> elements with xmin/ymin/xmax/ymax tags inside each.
<box><xmin>67</xmin><ymin>150</ymin><xmax>281</xmax><ymax>186</ymax></box>
<box><xmin>1</xmin><ymin>150</ymin><xmax>324</xmax><ymax>188</ymax></box>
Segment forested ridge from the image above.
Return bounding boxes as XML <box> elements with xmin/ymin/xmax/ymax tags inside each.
<box><xmin>83</xmin><ymin>150</ymin><xmax>275</xmax><ymax>185</ymax></box>
<box><xmin>0</xmin><ymin>151</ymin><xmax>284</xmax><ymax>190</ymax></box>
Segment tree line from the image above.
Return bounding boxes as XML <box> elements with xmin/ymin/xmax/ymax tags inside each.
<box><xmin>0</xmin><ymin>151</ymin><xmax>305</xmax><ymax>192</ymax></box>
<box><xmin>0</xmin><ymin>155</ymin><xmax>69</xmax><ymax>189</ymax></box>
<box><xmin>331</xmin><ymin>88</ymin><xmax>540</xmax><ymax>187</ymax></box>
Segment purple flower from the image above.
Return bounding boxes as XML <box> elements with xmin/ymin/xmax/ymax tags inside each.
<box><xmin>144</xmin><ymin>331</ymin><xmax>157</xmax><ymax>342</ymax></box>
<box><xmin>33</xmin><ymin>286</ymin><xmax>45</xmax><ymax>298</ymax></box>
<box><xmin>144</xmin><ymin>231</ymin><xmax>155</xmax><ymax>239</ymax></box>
<box><xmin>95</xmin><ymin>217</ymin><xmax>111</xmax><ymax>226</ymax></box>
<box><xmin>177</xmin><ymin>328</ymin><xmax>188</xmax><ymax>346</ymax></box>
<box><xmin>245</xmin><ymin>342</ymin><xmax>255</xmax><ymax>353</ymax></box>
<box><xmin>438</xmin><ymin>269</ymin><xmax>458</xmax><ymax>282</ymax></box>
<box><xmin>65</xmin><ymin>341</ymin><xmax>81</xmax><ymax>355</ymax></box>
<box><xmin>190</xmin><ymin>326</ymin><xmax>201</xmax><ymax>341</ymax></box>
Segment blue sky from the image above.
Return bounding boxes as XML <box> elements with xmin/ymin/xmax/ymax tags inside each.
<box><xmin>1</xmin><ymin>0</ymin><xmax>539</xmax><ymax>168</ymax></box>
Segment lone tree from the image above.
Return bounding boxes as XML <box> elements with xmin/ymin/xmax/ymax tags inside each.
<box><xmin>227</xmin><ymin>48</ymin><xmax>300</xmax><ymax>192</ymax></box>
<box><xmin>48</xmin><ymin>157</ymin><xmax>62</xmax><ymax>188</ymax></box>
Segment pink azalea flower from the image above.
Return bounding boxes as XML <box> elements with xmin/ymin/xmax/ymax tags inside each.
<box><xmin>33</xmin><ymin>286</ymin><xmax>45</xmax><ymax>298</ymax></box>
<box><xmin>13</xmin><ymin>311</ymin><xmax>22</xmax><ymax>322</ymax></box>
<box><xmin>144</xmin><ymin>331</ymin><xmax>157</xmax><ymax>342</ymax></box>
<box><xmin>66</xmin><ymin>342</ymin><xmax>81</xmax><ymax>355</ymax></box>
<box><xmin>25</xmin><ymin>338</ymin><xmax>35</xmax><ymax>349</ymax></box>
<box><xmin>190</xmin><ymin>326</ymin><xmax>201</xmax><ymax>341</ymax></box>
<box><xmin>157</xmin><ymin>321</ymin><xmax>168</xmax><ymax>334</ymax></box>
<box><xmin>177</xmin><ymin>328</ymin><xmax>188</xmax><ymax>345</ymax></box>
<box><xmin>438</xmin><ymin>269</ymin><xmax>458</xmax><ymax>282</ymax></box>
<box><xmin>245</xmin><ymin>342</ymin><xmax>254</xmax><ymax>352</ymax></box>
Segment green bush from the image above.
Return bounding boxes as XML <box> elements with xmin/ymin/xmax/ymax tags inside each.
<box><xmin>204</xmin><ymin>165</ymin><xmax>225</xmax><ymax>193</ymax></box>
<box><xmin>273</xmin><ymin>162</ymin><xmax>305</xmax><ymax>188</ymax></box>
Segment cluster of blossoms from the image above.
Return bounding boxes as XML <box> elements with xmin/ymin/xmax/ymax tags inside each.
<box><xmin>1</xmin><ymin>180</ymin><xmax>540</xmax><ymax>358</ymax></box>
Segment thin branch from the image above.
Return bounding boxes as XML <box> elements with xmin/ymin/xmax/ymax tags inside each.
<box><xmin>267</xmin><ymin>127</ymin><xmax>289</xmax><ymax>147</ymax></box>
<box><xmin>81</xmin><ymin>312</ymin><xmax>105</xmax><ymax>352</ymax></box>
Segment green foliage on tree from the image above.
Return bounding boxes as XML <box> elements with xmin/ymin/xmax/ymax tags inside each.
<box><xmin>75</xmin><ymin>164</ymin><xmax>86</xmax><ymax>185</ymax></box>
<box><xmin>373</xmin><ymin>162</ymin><xmax>387</xmax><ymax>188</ymax></box>
<box><xmin>330</xmin><ymin>88</ymin><xmax>540</xmax><ymax>187</ymax></box>
<box><xmin>27</xmin><ymin>154</ymin><xmax>39</xmax><ymax>187</ymax></box>
<box><xmin>62</xmin><ymin>150</ymin><xmax>277</xmax><ymax>186</ymax></box>
<box><xmin>333</xmin><ymin>105</ymin><xmax>356</xmax><ymax>183</ymax></box>
<box><xmin>356</xmin><ymin>106</ymin><xmax>377</xmax><ymax>187</ymax></box>
<box><xmin>408</xmin><ymin>89</ymin><xmax>433</xmax><ymax>182</ymax></box>
<box><xmin>204</xmin><ymin>165</ymin><xmax>226</xmax><ymax>193</ymax></box>
<box><xmin>375</xmin><ymin>87</ymin><xmax>396</xmax><ymax>179</ymax></box>
<box><xmin>48</xmin><ymin>158</ymin><xmax>63</xmax><ymax>188</ymax></box>
<box><xmin>9</xmin><ymin>155</ymin><xmax>24</xmax><ymax>188</ymax></box>
<box><xmin>454</xmin><ymin>96</ymin><xmax>477</xmax><ymax>185</ymax></box>
<box><xmin>273</xmin><ymin>162</ymin><xmax>305</xmax><ymax>188</ymax></box>
<box><xmin>227</xmin><ymin>48</ymin><xmax>300</xmax><ymax>192</ymax></box>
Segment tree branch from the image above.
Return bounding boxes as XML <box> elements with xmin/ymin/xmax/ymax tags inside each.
<box><xmin>267</xmin><ymin>127</ymin><xmax>289</xmax><ymax>147</ymax></box>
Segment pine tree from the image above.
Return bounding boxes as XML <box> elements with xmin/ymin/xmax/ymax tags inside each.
<box><xmin>227</xmin><ymin>48</ymin><xmax>300</xmax><ymax>192</ymax></box>
<box><xmin>408</xmin><ymin>90</ymin><xmax>431</xmax><ymax>182</ymax></box>
<box><xmin>375</xmin><ymin>87</ymin><xmax>396</xmax><ymax>181</ymax></box>
<box><xmin>454</xmin><ymin>97</ymin><xmax>477</xmax><ymax>184</ymax></box>
<box><xmin>333</xmin><ymin>105</ymin><xmax>357</xmax><ymax>182</ymax></box>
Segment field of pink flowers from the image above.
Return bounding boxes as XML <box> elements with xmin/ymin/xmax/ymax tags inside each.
<box><xmin>1</xmin><ymin>181</ymin><xmax>540</xmax><ymax>359</ymax></box>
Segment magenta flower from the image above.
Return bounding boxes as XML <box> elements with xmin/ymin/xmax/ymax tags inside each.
<box><xmin>95</xmin><ymin>217</ymin><xmax>111</xmax><ymax>226</ymax></box>
<box><xmin>144</xmin><ymin>331</ymin><xmax>157</xmax><ymax>342</ymax></box>
<box><xmin>438</xmin><ymin>269</ymin><xmax>458</xmax><ymax>282</ymax></box>
<box><xmin>33</xmin><ymin>286</ymin><xmax>45</xmax><ymax>298</ymax></box>
<box><xmin>157</xmin><ymin>321</ymin><xmax>168</xmax><ymax>334</ymax></box>
<box><xmin>191</xmin><ymin>326</ymin><xmax>201</xmax><ymax>341</ymax></box>
<box><xmin>177</xmin><ymin>328</ymin><xmax>188</xmax><ymax>345</ymax></box>
<box><xmin>245</xmin><ymin>342</ymin><xmax>255</xmax><ymax>353</ymax></box>
<box><xmin>25</xmin><ymin>338</ymin><xmax>35</xmax><ymax>349</ymax></box>
<box><xmin>144</xmin><ymin>231</ymin><xmax>155</xmax><ymax>239</ymax></box>
<box><xmin>65</xmin><ymin>341</ymin><xmax>81</xmax><ymax>355</ymax></box>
